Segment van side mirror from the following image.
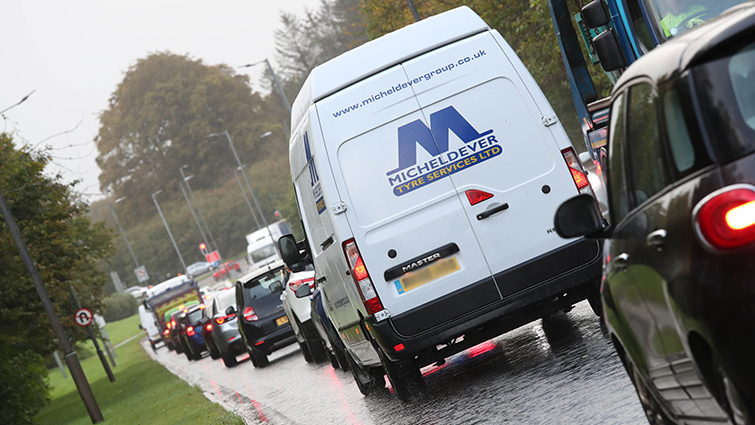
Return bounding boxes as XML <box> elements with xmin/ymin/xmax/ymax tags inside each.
<box><xmin>278</xmin><ymin>234</ymin><xmax>310</xmax><ymax>272</ymax></box>
<box><xmin>581</xmin><ymin>0</ymin><xmax>610</xmax><ymax>29</ymax></box>
<box><xmin>138</xmin><ymin>324</ymin><xmax>143</xmax><ymax>330</ymax></box>
<box><xmin>554</xmin><ymin>194</ymin><xmax>607</xmax><ymax>238</ymax></box>
<box><xmin>225</xmin><ymin>306</ymin><xmax>236</xmax><ymax>316</ymax></box>
<box><xmin>593</xmin><ymin>30</ymin><xmax>627</xmax><ymax>71</ymax></box>
<box><xmin>295</xmin><ymin>284</ymin><xmax>312</xmax><ymax>298</ymax></box>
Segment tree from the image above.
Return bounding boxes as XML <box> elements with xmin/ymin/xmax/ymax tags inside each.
<box><xmin>95</xmin><ymin>52</ymin><xmax>271</xmax><ymax>223</ymax></box>
<box><xmin>0</xmin><ymin>133</ymin><xmax>114</xmax><ymax>424</ymax></box>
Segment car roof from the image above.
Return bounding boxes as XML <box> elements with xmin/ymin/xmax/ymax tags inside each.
<box><xmin>613</xmin><ymin>2</ymin><xmax>755</xmax><ymax>91</ymax></box>
<box><xmin>236</xmin><ymin>259</ymin><xmax>286</xmax><ymax>284</ymax></box>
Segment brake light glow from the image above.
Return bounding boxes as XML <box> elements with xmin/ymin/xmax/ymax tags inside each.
<box><xmin>342</xmin><ymin>239</ymin><xmax>383</xmax><ymax>315</ymax></box>
<box><xmin>394</xmin><ymin>343</ymin><xmax>405</xmax><ymax>352</ymax></box>
<box><xmin>214</xmin><ymin>314</ymin><xmax>236</xmax><ymax>325</ymax></box>
<box><xmin>163</xmin><ymin>329</ymin><xmax>169</xmax><ymax>336</ymax></box>
<box><xmin>205</xmin><ymin>324</ymin><xmax>212</xmax><ymax>331</ymax></box>
<box><xmin>243</xmin><ymin>306</ymin><xmax>258</xmax><ymax>321</ymax></box>
<box><xmin>187</xmin><ymin>326</ymin><xmax>195</xmax><ymax>336</ymax></box>
<box><xmin>289</xmin><ymin>277</ymin><xmax>315</xmax><ymax>293</ymax></box>
<box><xmin>561</xmin><ymin>147</ymin><xmax>595</xmax><ymax>197</ymax></box>
<box><xmin>465</xmin><ymin>189</ymin><xmax>494</xmax><ymax>206</ymax></box>
<box><xmin>695</xmin><ymin>186</ymin><xmax>755</xmax><ymax>250</ymax></box>
<box><xmin>199</xmin><ymin>304</ymin><xmax>206</xmax><ymax>309</ymax></box>
<box><xmin>254</xmin><ymin>341</ymin><xmax>265</xmax><ymax>346</ymax></box>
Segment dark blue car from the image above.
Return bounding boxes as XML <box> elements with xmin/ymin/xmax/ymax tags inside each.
<box><xmin>179</xmin><ymin>304</ymin><xmax>208</xmax><ymax>361</ymax></box>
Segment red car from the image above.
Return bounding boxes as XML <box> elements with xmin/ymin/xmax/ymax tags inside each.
<box><xmin>212</xmin><ymin>262</ymin><xmax>241</xmax><ymax>281</ymax></box>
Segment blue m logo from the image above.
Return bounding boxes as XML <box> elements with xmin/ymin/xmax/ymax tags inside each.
<box><xmin>387</xmin><ymin>106</ymin><xmax>491</xmax><ymax>176</ymax></box>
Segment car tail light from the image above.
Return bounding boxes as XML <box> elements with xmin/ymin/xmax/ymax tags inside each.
<box><xmin>342</xmin><ymin>238</ymin><xmax>383</xmax><ymax>315</ymax></box>
<box><xmin>199</xmin><ymin>304</ymin><xmax>206</xmax><ymax>309</ymax></box>
<box><xmin>205</xmin><ymin>324</ymin><xmax>213</xmax><ymax>332</ymax></box>
<box><xmin>561</xmin><ymin>147</ymin><xmax>595</xmax><ymax>198</ymax></box>
<box><xmin>289</xmin><ymin>277</ymin><xmax>315</xmax><ymax>293</ymax></box>
<box><xmin>163</xmin><ymin>329</ymin><xmax>169</xmax><ymax>336</ymax></box>
<box><xmin>187</xmin><ymin>326</ymin><xmax>196</xmax><ymax>336</ymax></box>
<box><xmin>243</xmin><ymin>306</ymin><xmax>258</xmax><ymax>321</ymax></box>
<box><xmin>694</xmin><ymin>186</ymin><xmax>755</xmax><ymax>251</ymax></box>
<box><xmin>465</xmin><ymin>189</ymin><xmax>493</xmax><ymax>206</ymax></box>
<box><xmin>214</xmin><ymin>314</ymin><xmax>236</xmax><ymax>325</ymax></box>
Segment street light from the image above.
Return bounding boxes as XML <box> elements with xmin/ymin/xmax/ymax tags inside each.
<box><xmin>237</xmin><ymin>59</ymin><xmax>291</xmax><ymax>115</ymax></box>
<box><xmin>109</xmin><ymin>197</ymin><xmax>140</xmax><ymax>269</ymax></box>
<box><xmin>206</xmin><ymin>130</ymin><xmax>279</xmax><ymax>255</ymax></box>
<box><xmin>151</xmin><ymin>190</ymin><xmax>187</xmax><ymax>272</ymax></box>
<box><xmin>234</xmin><ymin>166</ymin><xmax>261</xmax><ymax>229</ymax></box>
<box><xmin>179</xmin><ymin>166</ymin><xmax>218</xmax><ymax>252</ymax></box>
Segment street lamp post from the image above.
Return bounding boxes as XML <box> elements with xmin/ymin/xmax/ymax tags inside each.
<box><xmin>238</xmin><ymin>59</ymin><xmax>291</xmax><ymax>115</ymax></box>
<box><xmin>108</xmin><ymin>197</ymin><xmax>139</xmax><ymax>269</ymax></box>
<box><xmin>234</xmin><ymin>166</ymin><xmax>261</xmax><ymax>229</ymax></box>
<box><xmin>151</xmin><ymin>190</ymin><xmax>187</xmax><ymax>272</ymax></box>
<box><xmin>179</xmin><ymin>166</ymin><xmax>218</xmax><ymax>252</ymax></box>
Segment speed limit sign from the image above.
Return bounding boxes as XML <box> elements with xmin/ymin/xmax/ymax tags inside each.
<box><xmin>74</xmin><ymin>308</ymin><xmax>93</xmax><ymax>327</ymax></box>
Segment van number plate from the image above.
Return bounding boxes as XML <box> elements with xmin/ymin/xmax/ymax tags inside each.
<box><xmin>394</xmin><ymin>257</ymin><xmax>460</xmax><ymax>294</ymax></box>
<box><xmin>276</xmin><ymin>316</ymin><xmax>289</xmax><ymax>326</ymax></box>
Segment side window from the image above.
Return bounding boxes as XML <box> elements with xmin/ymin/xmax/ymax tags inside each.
<box><xmin>659</xmin><ymin>82</ymin><xmax>712</xmax><ymax>179</ymax></box>
<box><xmin>607</xmin><ymin>92</ymin><xmax>631</xmax><ymax>223</ymax></box>
<box><xmin>626</xmin><ymin>83</ymin><xmax>671</xmax><ymax>206</ymax></box>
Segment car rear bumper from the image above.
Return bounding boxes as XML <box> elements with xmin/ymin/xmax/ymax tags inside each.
<box><xmin>368</xmin><ymin>238</ymin><xmax>602</xmax><ymax>366</ymax></box>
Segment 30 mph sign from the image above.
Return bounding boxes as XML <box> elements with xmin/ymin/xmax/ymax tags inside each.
<box><xmin>74</xmin><ymin>308</ymin><xmax>94</xmax><ymax>327</ymax></box>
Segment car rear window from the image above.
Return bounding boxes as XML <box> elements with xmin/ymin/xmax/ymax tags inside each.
<box><xmin>215</xmin><ymin>291</ymin><xmax>236</xmax><ymax>312</ymax></box>
<box><xmin>242</xmin><ymin>267</ymin><xmax>286</xmax><ymax>299</ymax></box>
<box><xmin>693</xmin><ymin>39</ymin><xmax>755</xmax><ymax>162</ymax></box>
<box><xmin>187</xmin><ymin>309</ymin><xmax>203</xmax><ymax>323</ymax></box>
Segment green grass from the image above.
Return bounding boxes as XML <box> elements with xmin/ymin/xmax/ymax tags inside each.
<box><xmin>38</xmin><ymin>316</ymin><xmax>242</xmax><ymax>425</ymax></box>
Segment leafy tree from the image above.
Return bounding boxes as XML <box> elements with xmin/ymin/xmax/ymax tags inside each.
<box><xmin>0</xmin><ymin>133</ymin><xmax>115</xmax><ymax>424</ymax></box>
<box><xmin>95</xmin><ymin>52</ymin><xmax>271</xmax><ymax>223</ymax></box>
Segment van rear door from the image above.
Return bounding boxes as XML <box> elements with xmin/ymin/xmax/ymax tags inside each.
<box><xmin>316</xmin><ymin>64</ymin><xmax>500</xmax><ymax>323</ymax></box>
<box><xmin>400</xmin><ymin>32</ymin><xmax>583</xmax><ymax>297</ymax></box>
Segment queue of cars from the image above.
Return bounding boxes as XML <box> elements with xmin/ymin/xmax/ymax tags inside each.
<box><xmin>147</xmin><ymin>5</ymin><xmax>753</xmax><ymax>425</ymax></box>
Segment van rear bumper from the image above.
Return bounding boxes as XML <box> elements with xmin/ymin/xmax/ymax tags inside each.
<box><xmin>367</xmin><ymin>239</ymin><xmax>602</xmax><ymax>366</ymax></box>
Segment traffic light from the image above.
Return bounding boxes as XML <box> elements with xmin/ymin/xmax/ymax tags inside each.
<box><xmin>199</xmin><ymin>243</ymin><xmax>207</xmax><ymax>254</ymax></box>
<box><xmin>274</xmin><ymin>210</ymin><xmax>281</xmax><ymax>219</ymax></box>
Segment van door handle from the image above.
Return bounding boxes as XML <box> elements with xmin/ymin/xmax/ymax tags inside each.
<box><xmin>613</xmin><ymin>253</ymin><xmax>630</xmax><ymax>272</ymax></box>
<box><xmin>476</xmin><ymin>203</ymin><xmax>509</xmax><ymax>220</ymax></box>
<box><xmin>646</xmin><ymin>229</ymin><xmax>667</xmax><ymax>250</ymax></box>
<box><xmin>320</xmin><ymin>236</ymin><xmax>334</xmax><ymax>250</ymax></box>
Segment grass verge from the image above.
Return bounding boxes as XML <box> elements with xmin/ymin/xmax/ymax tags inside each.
<box><xmin>37</xmin><ymin>316</ymin><xmax>242</xmax><ymax>425</ymax></box>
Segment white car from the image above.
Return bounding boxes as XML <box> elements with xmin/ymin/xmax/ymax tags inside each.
<box><xmin>280</xmin><ymin>265</ymin><xmax>328</xmax><ymax>363</ymax></box>
<box><xmin>124</xmin><ymin>286</ymin><xmax>148</xmax><ymax>298</ymax></box>
<box><xmin>186</xmin><ymin>261</ymin><xmax>213</xmax><ymax>277</ymax></box>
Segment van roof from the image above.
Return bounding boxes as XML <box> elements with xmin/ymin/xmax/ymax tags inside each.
<box><xmin>291</xmin><ymin>6</ymin><xmax>488</xmax><ymax>129</ymax></box>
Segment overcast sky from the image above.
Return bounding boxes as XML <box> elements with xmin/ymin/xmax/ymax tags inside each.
<box><xmin>1</xmin><ymin>0</ymin><xmax>318</xmax><ymax>201</ymax></box>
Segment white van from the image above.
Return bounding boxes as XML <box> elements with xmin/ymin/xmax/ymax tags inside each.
<box><xmin>138</xmin><ymin>304</ymin><xmax>161</xmax><ymax>351</ymax></box>
<box><xmin>282</xmin><ymin>6</ymin><xmax>602</xmax><ymax>400</ymax></box>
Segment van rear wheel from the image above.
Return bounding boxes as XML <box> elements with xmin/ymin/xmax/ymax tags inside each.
<box><xmin>377</xmin><ymin>347</ymin><xmax>424</xmax><ymax>402</ymax></box>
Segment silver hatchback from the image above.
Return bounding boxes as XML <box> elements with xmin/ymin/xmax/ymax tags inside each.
<box><xmin>207</xmin><ymin>290</ymin><xmax>245</xmax><ymax>367</ymax></box>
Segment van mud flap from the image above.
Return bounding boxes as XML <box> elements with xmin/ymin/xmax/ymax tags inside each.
<box><xmin>390</xmin><ymin>239</ymin><xmax>600</xmax><ymax>337</ymax></box>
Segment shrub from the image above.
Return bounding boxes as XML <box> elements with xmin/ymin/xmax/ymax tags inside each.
<box><xmin>102</xmin><ymin>293</ymin><xmax>138</xmax><ymax>322</ymax></box>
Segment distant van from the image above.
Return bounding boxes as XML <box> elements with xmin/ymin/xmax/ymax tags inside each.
<box><xmin>138</xmin><ymin>304</ymin><xmax>161</xmax><ymax>351</ymax></box>
<box><xmin>280</xmin><ymin>6</ymin><xmax>603</xmax><ymax>400</ymax></box>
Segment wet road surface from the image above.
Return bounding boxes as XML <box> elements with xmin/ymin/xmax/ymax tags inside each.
<box><xmin>145</xmin><ymin>301</ymin><xmax>647</xmax><ymax>424</ymax></box>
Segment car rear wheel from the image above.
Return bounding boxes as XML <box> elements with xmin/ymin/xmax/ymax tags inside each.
<box><xmin>184</xmin><ymin>344</ymin><xmax>194</xmax><ymax>361</ymax></box>
<box><xmin>250</xmin><ymin>346</ymin><xmax>269</xmax><ymax>368</ymax></box>
<box><xmin>376</xmin><ymin>347</ymin><xmax>424</xmax><ymax>402</ymax></box>
<box><xmin>221</xmin><ymin>351</ymin><xmax>238</xmax><ymax>368</ymax></box>
<box><xmin>206</xmin><ymin>341</ymin><xmax>221</xmax><ymax>360</ymax></box>
<box><xmin>298</xmin><ymin>340</ymin><xmax>314</xmax><ymax>363</ymax></box>
<box><xmin>714</xmin><ymin>359</ymin><xmax>750</xmax><ymax>425</ymax></box>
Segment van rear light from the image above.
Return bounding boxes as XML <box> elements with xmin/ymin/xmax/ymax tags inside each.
<box><xmin>187</xmin><ymin>326</ymin><xmax>195</xmax><ymax>336</ymax></box>
<box><xmin>561</xmin><ymin>147</ymin><xmax>595</xmax><ymax>198</ymax></box>
<box><xmin>243</xmin><ymin>306</ymin><xmax>258</xmax><ymax>321</ymax></box>
<box><xmin>342</xmin><ymin>238</ymin><xmax>384</xmax><ymax>315</ymax></box>
<box><xmin>465</xmin><ymin>189</ymin><xmax>493</xmax><ymax>206</ymax></box>
<box><xmin>695</xmin><ymin>186</ymin><xmax>755</xmax><ymax>251</ymax></box>
<box><xmin>289</xmin><ymin>277</ymin><xmax>315</xmax><ymax>293</ymax></box>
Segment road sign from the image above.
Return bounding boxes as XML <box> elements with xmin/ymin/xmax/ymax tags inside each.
<box><xmin>134</xmin><ymin>265</ymin><xmax>149</xmax><ymax>283</ymax></box>
<box><xmin>74</xmin><ymin>308</ymin><xmax>94</xmax><ymax>327</ymax></box>
<box><xmin>205</xmin><ymin>250</ymin><xmax>220</xmax><ymax>264</ymax></box>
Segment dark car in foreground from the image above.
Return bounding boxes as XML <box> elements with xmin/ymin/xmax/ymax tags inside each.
<box><xmin>555</xmin><ymin>5</ymin><xmax>755</xmax><ymax>424</ymax></box>
<box><xmin>235</xmin><ymin>260</ymin><xmax>295</xmax><ymax>367</ymax></box>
